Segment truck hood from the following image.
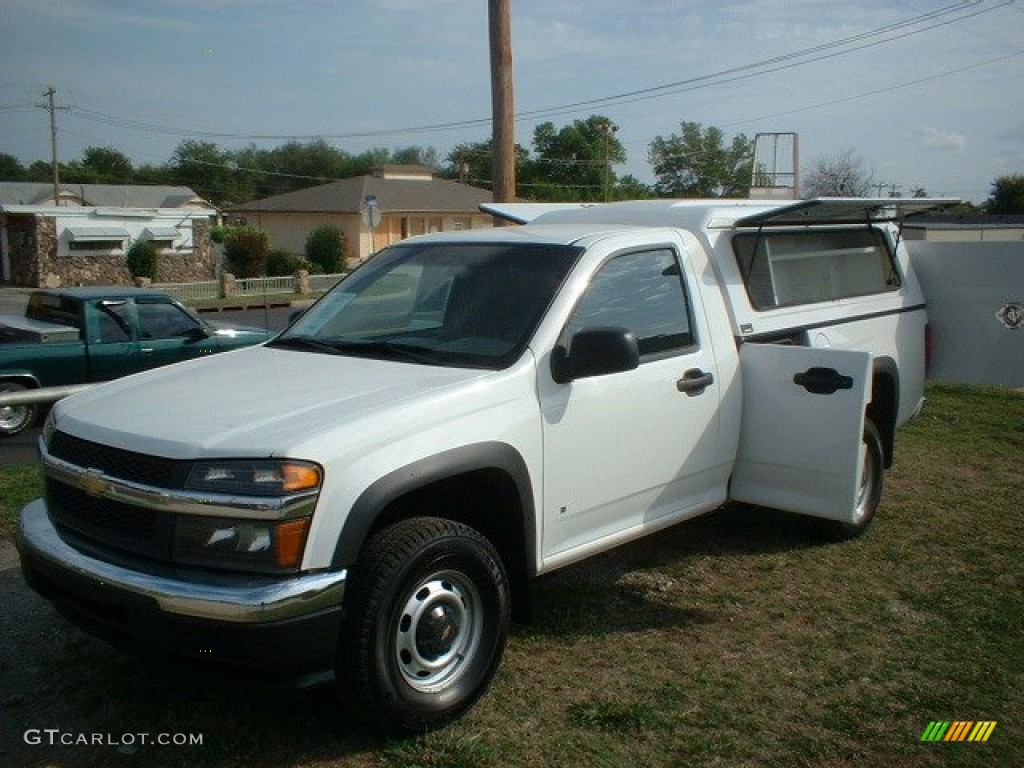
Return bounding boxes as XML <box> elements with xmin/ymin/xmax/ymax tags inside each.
<box><xmin>53</xmin><ymin>345</ymin><xmax>498</xmax><ymax>459</ymax></box>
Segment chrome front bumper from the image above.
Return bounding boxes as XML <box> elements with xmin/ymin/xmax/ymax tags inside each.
<box><xmin>17</xmin><ymin>498</ymin><xmax>346</xmax><ymax>624</ymax></box>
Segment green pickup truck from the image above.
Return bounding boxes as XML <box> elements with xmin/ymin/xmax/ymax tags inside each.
<box><xmin>0</xmin><ymin>287</ymin><xmax>271</xmax><ymax>436</ymax></box>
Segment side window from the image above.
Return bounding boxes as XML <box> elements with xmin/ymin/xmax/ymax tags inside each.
<box><xmin>567</xmin><ymin>249</ymin><xmax>695</xmax><ymax>357</ymax></box>
<box><xmin>95</xmin><ymin>302</ymin><xmax>134</xmax><ymax>344</ymax></box>
<box><xmin>732</xmin><ymin>229</ymin><xmax>900</xmax><ymax>309</ymax></box>
<box><xmin>137</xmin><ymin>302</ymin><xmax>201</xmax><ymax>340</ymax></box>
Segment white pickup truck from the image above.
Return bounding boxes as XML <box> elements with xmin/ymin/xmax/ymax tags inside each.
<box><xmin>18</xmin><ymin>197</ymin><xmax>952</xmax><ymax>734</ymax></box>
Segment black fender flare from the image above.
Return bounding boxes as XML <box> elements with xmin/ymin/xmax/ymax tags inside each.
<box><xmin>329</xmin><ymin>442</ymin><xmax>537</xmax><ymax>575</ymax></box>
<box><xmin>869</xmin><ymin>356</ymin><xmax>899</xmax><ymax>468</ymax></box>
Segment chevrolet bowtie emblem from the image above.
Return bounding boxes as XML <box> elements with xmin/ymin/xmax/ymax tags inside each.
<box><xmin>79</xmin><ymin>470</ymin><xmax>111</xmax><ymax>498</ymax></box>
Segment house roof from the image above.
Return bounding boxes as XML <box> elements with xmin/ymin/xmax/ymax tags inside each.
<box><xmin>0</xmin><ymin>182</ymin><xmax>209</xmax><ymax>209</ymax></box>
<box><xmin>902</xmin><ymin>213</ymin><xmax>1024</xmax><ymax>229</ymax></box>
<box><xmin>228</xmin><ymin>169</ymin><xmax>493</xmax><ymax>215</ymax></box>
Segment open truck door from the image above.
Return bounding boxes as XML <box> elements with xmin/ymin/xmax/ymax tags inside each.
<box><xmin>731</xmin><ymin>344</ymin><xmax>873</xmax><ymax>525</ymax></box>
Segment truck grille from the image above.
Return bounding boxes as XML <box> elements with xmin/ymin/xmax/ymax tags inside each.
<box><xmin>48</xmin><ymin>431</ymin><xmax>190</xmax><ymax>488</ymax></box>
<box><xmin>45</xmin><ymin>431</ymin><xmax>186</xmax><ymax>562</ymax></box>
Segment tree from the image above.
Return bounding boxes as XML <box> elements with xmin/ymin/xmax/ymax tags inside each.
<box><xmin>0</xmin><ymin>153</ymin><xmax>26</xmax><ymax>180</ymax></box>
<box><xmin>648</xmin><ymin>122</ymin><xmax>753</xmax><ymax>198</ymax></box>
<box><xmin>613</xmin><ymin>174</ymin><xmax>655</xmax><ymax>200</ymax></box>
<box><xmin>526</xmin><ymin>116</ymin><xmax>626</xmax><ymax>202</ymax></box>
<box><xmin>126</xmin><ymin>240</ymin><xmax>159</xmax><ymax>282</ymax></box>
<box><xmin>442</xmin><ymin>139</ymin><xmax>530</xmax><ymax>188</ymax></box>
<box><xmin>986</xmin><ymin>174</ymin><xmax>1024</xmax><ymax>214</ymax></box>
<box><xmin>304</xmin><ymin>225</ymin><xmax>346</xmax><ymax>273</ymax></box>
<box><xmin>169</xmin><ymin>140</ymin><xmax>255</xmax><ymax>208</ymax></box>
<box><xmin>80</xmin><ymin>146</ymin><xmax>134</xmax><ymax>183</ymax></box>
<box><xmin>223</xmin><ymin>226</ymin><xmax>271</xmax><ymax>277</ymax></box>
<box><xmin>802</xmin><ymin>149</ymin><xmax>873</xmax><ymax>197</ymax></box>
<box><xmin>391</xmin><ymin>146</ymin><xmax>439</xmax><ymax>169</ymax></box>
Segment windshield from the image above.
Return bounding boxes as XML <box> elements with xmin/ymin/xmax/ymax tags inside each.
<box><xmin>274</xmin><ymin>241</ymin><xmax>582</xmax><ymax>369</ymax></box>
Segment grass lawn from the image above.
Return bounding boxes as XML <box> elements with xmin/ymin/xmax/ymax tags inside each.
<box><xmin>0</xmin><ymin>382</ymin><xmax>1020</xmax><ymax>767</ymax></box>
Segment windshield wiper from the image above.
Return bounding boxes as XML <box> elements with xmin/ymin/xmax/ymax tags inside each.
<box><xmin>268</xmin><ymin>336</ymin><xmax>346</xmax><ymax>355</ymax></box>
<box><xmin>271</xmin><ymin>336</ymin><xmax>440</xmax><ymax>364</ymax></box>
<box><xmin>329</xmin><ymin>340</ymin><xmax>438</xmax><ymax>365</ymax></box>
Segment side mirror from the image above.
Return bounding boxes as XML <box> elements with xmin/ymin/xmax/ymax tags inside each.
<box><xmin>551</xmin><ymin>327</ymin><xmax>639</xmax><ymax>384</ymax></box>
<box><xmin>185</xmin><ymin>325</ymin><xmax>209</xmax><ymax>341</ymax></box>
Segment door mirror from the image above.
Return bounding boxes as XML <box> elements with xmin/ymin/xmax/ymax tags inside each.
<box><xmin>551</xmin><ymin>327</ymin><xmax>639</xmax><ymax>383</ymax></box>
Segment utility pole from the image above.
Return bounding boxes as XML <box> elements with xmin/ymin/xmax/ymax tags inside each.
<box><xmin>597</xmin><ymin>120</ymin><xmax>618</xmax><ymax>201</ymax></box>
<box><xmin>37</xmin><ymin>87</ymin><xmax>68</xmax><ymax>205</ymax></box>
<box><xmin>489</xmin><ymin>0</ymin><xmax>515</xmax><ymax>206</ymax></box>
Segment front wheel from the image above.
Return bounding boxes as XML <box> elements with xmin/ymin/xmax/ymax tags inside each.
<box><xmin>0</xmin><ymin>381</ymin><xmax>38</xmax><ymax>438</ymax></box>
<box><xmin>339</xmin><ymin>517</ymin><xmax>510</xmax><ymax>735</ymax></box>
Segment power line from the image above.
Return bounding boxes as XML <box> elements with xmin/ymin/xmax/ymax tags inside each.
<box><xmin>56</xmin><ymin>0</ymin><xmax>1011</xmax><ymax>144</ymax></box>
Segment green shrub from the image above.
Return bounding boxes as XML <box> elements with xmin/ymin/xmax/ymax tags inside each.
<box><xmin>126</xmin><ymin>239</ymin><xmax>159</xmax><ymax>281</ymax></box>
<box><xmin>304</xmin><ymin>225</ymin><xmax>346</xmax><ymax>274</ymax></box>
<box><xmin>209</xmin><ymin>224</ymin><xmax>229</xmax><ymax>244</ymax></box>
<box><xmin>224</xmin><ymin>226</ymin><xmax>271</xmax><ymax>278</ymax></box>
<box><xmin>266</xmin><ymin>249</ymin><xmax>309</xmax><ymax>277</ymax></box>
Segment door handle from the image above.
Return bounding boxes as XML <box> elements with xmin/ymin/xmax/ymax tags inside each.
<box><xmin>793</xmin><ymin>367</ymin><xmax>853</xmax><ymax>395</ymax></box>
<box><xmin>677</xmin><ymin>369</ymin><xmax>714</xmax><ymax>396</ymax></box>
<box><xmin>140</xmin><ymin>347</ymin><xmax>154</xmax><ymax>355</ymax></box>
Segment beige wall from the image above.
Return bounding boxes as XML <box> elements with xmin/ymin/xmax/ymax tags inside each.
<box><xmin>235</xmin><ymin>211</ymin><xmax>494</xmax><ymax>265</ymax></box>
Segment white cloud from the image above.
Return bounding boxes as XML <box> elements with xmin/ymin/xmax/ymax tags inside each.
<box><xmin>917</xmin><ymin>128</ymin><xmax>967</xmax><ymax>151</ymax></box>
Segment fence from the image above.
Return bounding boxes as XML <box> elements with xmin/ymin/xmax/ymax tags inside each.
<box><xmin>153</xmin><ymin>272</ymin><xmax>345</xmax><ymax>303</ymax></box>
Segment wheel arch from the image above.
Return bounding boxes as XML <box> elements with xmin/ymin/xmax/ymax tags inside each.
<box><xmin>331</xmin><ymin>442</ymin><xmax>536</xmax><ymax>614</ymax></box>
<box><xmin>0</xmin><ymin>372</ymin><xmax>42</xmax><ymax>389</ymax></box>
<box><xmin>869</xmin><ymin>357</ymin><xmax>899</xmax><ymax>469</ymax></box>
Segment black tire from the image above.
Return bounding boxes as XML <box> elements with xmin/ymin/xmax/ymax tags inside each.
<box><xmin>339</xmin><ymin>517</ymin><xmax>510</xmax><ymax>735</ymax></box>
<box><xmin>0</xmin><ymin>381</ymin><xmax>38</xmax><ymax>438</ymax></box>
<box><xmin>831</xmin><ymin>418</ymin><xmax>884</xmax><ymax>539</ymax></box>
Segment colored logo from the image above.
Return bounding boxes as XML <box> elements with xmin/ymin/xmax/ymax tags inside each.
<box><xmin>920</xmin><ymin>721</ymin><xmax>997</xmax><ymax>742</ymax></box>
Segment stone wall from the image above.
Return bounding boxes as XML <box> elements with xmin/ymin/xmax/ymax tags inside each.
<box><xmin>37</xmin><ymin>215</ymin><xmax>133</xmax><ymax>288</ymax></box>
<box><xmin>4</xmin><ymin>215</ymin><xmax>40</xmax><ymax>286</ymax></box>
<box><xmin>4</xmin><ymin>214</ymin><xmax>217</xmax><ymax>288</ymax></box>
<box><xmin>155</xmin><ymin>219</ymin><xmax>217</xmax><ymax>283</ymax></box>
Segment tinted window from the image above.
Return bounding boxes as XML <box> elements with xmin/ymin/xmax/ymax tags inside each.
<box><xmin>279</xmin><ymin>242</ymin><xmax>582</xmax><ymax>369</ymax></box>
<box><xmin>567</xmin><ymin>249</ymin><xmax>695</xmax><ymax>357</ymax></box>
<box><xmin>137</xmin><ymin>302</ymin><xmax>201</xmax><ymax>339</ymax></box>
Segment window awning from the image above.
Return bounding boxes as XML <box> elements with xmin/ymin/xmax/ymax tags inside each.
<box><xmin>143</xmin><ymin>226</ymin><xmax>181</xmax><ymax>240</ymax></box>
<box><xmin>66</xmin><ymin>226</ymin><xmax>129</xmax><ymax>241</ymax></box>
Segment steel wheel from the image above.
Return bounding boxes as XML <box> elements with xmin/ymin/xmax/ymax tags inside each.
<box><xmin>835</xmin><ymin>418</ymin><xmax>884</xmax><ymax>538</ymax></box>
<box><xmin>0</xmin><ymin>382</ymin><xmax>37</xmax><ymax>437</ymax></box>
<box><xmin>393</xmin><ymin>569</ymin><xmax>483</xmax><ymax>693</ymax></box>
<box><xmin>339</xmin><ymin>517</ymin><xmax>509</xmax><ymax>735</ymax></box>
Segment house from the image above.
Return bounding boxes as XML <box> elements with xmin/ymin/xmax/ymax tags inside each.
<box><xmin>0</xmin><ymin>183</ymin><xmax>218</xmax><ymax>287</ymax></box>
<box><xmin>226</xmin><ymin>166</ymin><xmax>496</xmax><ymax>264</ymax></box>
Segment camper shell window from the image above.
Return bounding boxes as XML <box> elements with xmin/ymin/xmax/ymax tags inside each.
<box><xmin>732</xmin><ymin>228</ymin><xmax>900</xmax><ymax>310</ymax></box>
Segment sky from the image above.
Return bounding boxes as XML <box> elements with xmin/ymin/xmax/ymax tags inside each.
<box><xmin>1</xmin><ymin>0</ymin><xmax>1022</xmax><ymax>204</ymax></box>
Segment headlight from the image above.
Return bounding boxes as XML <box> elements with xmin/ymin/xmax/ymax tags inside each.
<box><xmin>176</xmin><ymin>459</ymin><xmax>322</xmax><ymax>573</ymax></box>
<box><xmin>185</xmin><ymin>459</ymin><xmax>321</xmax><ymax>497</ymax></box>
<box><xmin>174</xmin><ymin>515</ymin><xmax>311</xmax><ymax>573</ymax></box>
<box><xmin>41</xmin><ymin>408</ymin><xmax>57</xmax><ymax>449</ymax></box>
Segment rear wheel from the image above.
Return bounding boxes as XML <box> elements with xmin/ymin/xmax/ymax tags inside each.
<box><xmin>832</xmin><ymin>418</ymin><xmax>884</xmax><ymax>539</ymax></box>
<box><xmin>0</xmin><ymin>381</ymin><xmax>38</xmax><ymax>437</ymax></box>
<box><xmin>339</xmin><ymin>517</ymin><xmax>510</xmax><ymax>735</ymax></box>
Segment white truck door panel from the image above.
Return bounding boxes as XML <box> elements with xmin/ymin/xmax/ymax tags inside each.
<box><xmin>539</xmin><ymin>244</ymin><xmax>726</xmax><ymax>564</ymax></box>
<box><xmin>731</xmin><ymin>344</ymin><xmax>872</xmax><ymax>522</ymax></box>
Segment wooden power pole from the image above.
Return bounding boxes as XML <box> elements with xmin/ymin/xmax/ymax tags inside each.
<box><xmin>489</xmin><ymin>0</ymin><xmax>515</xmax><ymax>204</ymax></box>
<box><xmin>37</xmin><ymin>87</ymin><xmax>68</xmax><ymax>205</ymax></box>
